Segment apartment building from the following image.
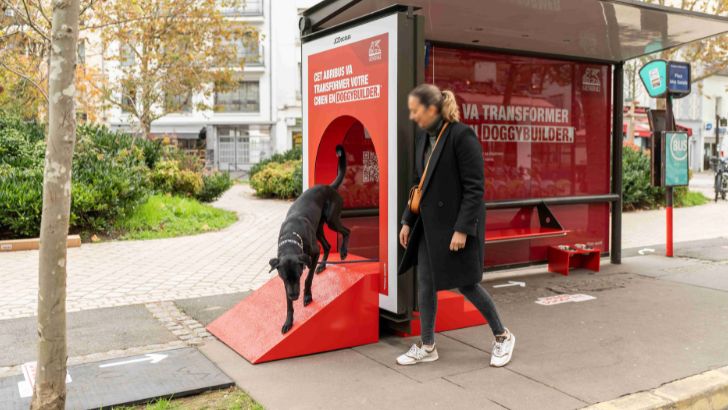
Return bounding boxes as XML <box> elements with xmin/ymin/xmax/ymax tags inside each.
<box><xmin>102</xmin><ymin>0</ymin><xmax>318</xmax><ymax>175</ymax></box>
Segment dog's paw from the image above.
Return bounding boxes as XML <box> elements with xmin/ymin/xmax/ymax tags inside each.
<box><xmin>340</xmin><ymin>250</ymin><xmax>348</xmax><ymax>260</ymax></box>
<box><xmin>315</xmin><ymin>264</ymin><xmax>326</xmax><ymax>274</ymax></box>
<box><xmin>303</xmin><ymin>293</ymin><xmax>313</xmax><ymax>306</ymax></box>
<box><xmin>281</xmin><ymin>321</ymin><xmax>293</xmax><ymax>334</ymax></box>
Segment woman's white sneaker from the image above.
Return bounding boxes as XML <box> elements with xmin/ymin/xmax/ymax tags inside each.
<box><xmin>490</xmin><ymin>328</ymin><xmax>515</xmax><ymax>367</ymax></box>
<box><xmin>396</xmin><ymin>342</ymin><xmax>439</xmax><ymax>365</ymax></box>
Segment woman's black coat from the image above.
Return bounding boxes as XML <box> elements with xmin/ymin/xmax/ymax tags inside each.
<box><xmin>397</xmin><ymin>121</ymin><xmax>486</xmax><ymax>291</ymax></box>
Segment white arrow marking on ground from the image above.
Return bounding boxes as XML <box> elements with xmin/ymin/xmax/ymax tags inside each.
<box><xmin>638</xmin><ymin>248</ymin><xmax>655</xmax><ymax>255</ymax></box>
<box><xmin>493</xmin><ymin>281</ymin><xmax>526</xmax><ymax>288</ymax></box>
<box><xmin>99</xmin><ymin>353</ymin><xmax>167</xmax><ymax>368</ymax></box>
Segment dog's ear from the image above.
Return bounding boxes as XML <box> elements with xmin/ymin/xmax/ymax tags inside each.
<box><xmin>268</xmin><ymin>257</ymin><xmax>279</xmax><ymax>272</ymax></box>
<box><xmin>298</xmin><ymin>254</ymin><xmax>311</xmax><ymax>268</ymax></box>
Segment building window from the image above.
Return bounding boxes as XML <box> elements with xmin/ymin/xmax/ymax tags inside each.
<box><xmin>296</xmin><ymin>62</ymin><xmax>302</xmax><ymax>100</ymax></box>
<box><xmin>121</xmin><ymin>83</ymin><xmax>136</xmax><ymax>114</ymax></box>
<box><xmin>214</xmin><ymin>81</ymin><xmax>259</xmax><ymax>113</ymax></box>
<box><xmin>219</xmin><ymin>0</ymin><xmax>263</xmax><ymax>16</ymax></box>
<box><xmin>120</xmin><ymin>43</ymin><xmax>135</xmax><ymax>68</ymax></box>
<box><xmin>235</xmin><ymin>30</ymin><xmax>262</xmax><ymax>65</ymax></box>
<box><xmin>77</xmin><ymin>39</ymin><xmax>86</xmax><ymax>65</ymax></box>
<box><xmin>165</xmin><ymin>90</ymin><xmax>192</xmax><ymax>113</ymax></box>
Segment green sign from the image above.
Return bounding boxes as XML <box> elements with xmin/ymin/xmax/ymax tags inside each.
<box><xmin>663</xmin><ymin>131</ymin><xmax>689</xmax><ymax>187</ymax></box>
<box><xmin>639</xmin><ymin>60</ymin><xmax>667</xmax><ymax>98</ymax></box>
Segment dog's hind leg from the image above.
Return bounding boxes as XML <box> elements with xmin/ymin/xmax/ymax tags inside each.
<box><xmin>315</xmin><ymin>224</ymin><xmax>331</xmax><ymax>274</ymax></box>
<box><xmin>303</xmin><ymin>250</ymin><xmax>319</xmax><ymax>306</ymax></box>
<box><xmin>326</xmin><ymin>196</ymin><xmax>351</xmax><ymax>260</ymax></box>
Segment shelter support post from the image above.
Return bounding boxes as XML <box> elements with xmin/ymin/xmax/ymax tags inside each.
<box><xmin>611</xmin><ymin>63</ymin><xmax>623</xmax><ymax>264</ymax></box>
<box><xmin>665</xmin><ymin>95</ymin><xmax>674</xmax><ymax>257</ymax></box>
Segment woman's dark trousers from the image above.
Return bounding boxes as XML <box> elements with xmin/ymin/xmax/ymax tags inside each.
<box><xmin>416</xmin><ymin>225</ymin><xmax>506</xmax><ymax>345</ymax></box>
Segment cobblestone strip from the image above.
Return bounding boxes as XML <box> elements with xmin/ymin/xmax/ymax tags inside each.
<box><xmin>145</xmin><ymin>301</ymin><xmax>213</xmax><ymax>346</ymax></box>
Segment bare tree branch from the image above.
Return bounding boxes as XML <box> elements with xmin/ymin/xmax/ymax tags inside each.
<box><xmin>0</xmin><ymin>59</ymin><xmax>48</xmax><ymax>101</ymax></box>
<box><xmin>30</xmin><ymin>0</ymin><xmax>51</xmax><ymax>26</ymax></box>
<box><xmin>14</xmin><ymin>0</ymin><xmax>51</xmax><ymax>41</ymax></box>
<box><xmin>79</xmin><ymin>0</ymin><xmax>95</xmax><ymax>16</ymax></box>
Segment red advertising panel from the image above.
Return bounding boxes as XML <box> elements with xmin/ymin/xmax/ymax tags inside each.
<box><xmin>303</xmin><ymin>14</ymin><xmax>398</xmax><ymax>305</ymax></box>
<box><xmin>426</xmin><ymin>45</ymin><xmax>612</xmax><ymax>266</ymax></box>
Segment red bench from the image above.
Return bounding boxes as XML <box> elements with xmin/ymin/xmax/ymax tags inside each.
<box><xmin>484</xmin><ymin>201</ymin><xmax>567</xmax><ymax>244</ymax></box>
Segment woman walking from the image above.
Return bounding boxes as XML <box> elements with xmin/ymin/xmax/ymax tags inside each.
<box><xmin>396</xmin><ymin>83</ymin><xmax>515</xmax><ymax>367</ymax></box>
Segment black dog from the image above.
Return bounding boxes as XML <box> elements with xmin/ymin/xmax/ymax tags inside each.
<box><xmin>269</xmin><ymin>145</ymin><xmax>350</xmax><ymax>334</ymax></box>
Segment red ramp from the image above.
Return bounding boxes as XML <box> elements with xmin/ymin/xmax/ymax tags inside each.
<box><xmin>396</xmin><ymin>291</ymin><xmax>487</xmax><ymax>337</ymax></box>
<box><xmin>207</xmin><ymin>254</ymin><xmax>379</xmax><ymax>364</ymax></box>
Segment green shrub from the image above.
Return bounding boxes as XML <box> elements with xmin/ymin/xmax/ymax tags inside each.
<box><xmin>622</xmin><ymin>146</ymin><xmax>701</xmax><ymax>210</ymax></box>
<box><xmin>0</xmin><ymin>125</ymin><xmax>45</xmax><ymax>169</ymax></box>
<box><xmin>622</xmin><ymin>146</ymin><xmax>663</xmax><ymax>210</ymax></box>
<box><xmin>196</xmin><ymin>172</ymin><xmax>233</xmax><ymax>202</ymax></box>
<box><xmin>0</xmin><ymin>122</ymin><xmax>152</xmax><ymax>239</ymax></box>
<box><xmin>0</xmin><ymin>113</ymin><xmax>45</xmax><ymax>144</ymax></box>
<box><xmin>161</xmin><ymin>144</ymin><xmax>204</xmax><ymax>173</ymax></box>
<box><xmin>71</xmin><ymin>130</ymin><xmax>152</xmax><ymax>235</ymax></box>
<box><xmin>249</xmin><ymin>147</ymin><xmax>302</xmax><ymax>178</ymax></box>
<box><xmin>151</xmin><ymin>160</ymin><xmax>181</xmax><ymax>194</ymax></box>
<box><xmin>176</xmin><ymin>170</ymin><xmax>204</xmax><ymax>196</ymax></box>
<box><xmin>77</xmin><ymin>123</ymin><xmax>163</xmax><ymax>169</ymax></box>
<box><xmin>250</xmin><ymin>160</ymin><xmax>302</xmax><ymax>199</ymax></box>
<box><xmin>0</xmin><ymin>168</ymin><xmax>43</xmax><ymax>238</ymax></box>
<box><xmin>150</xmin><ymin>160</ymin><xmax>204</xmax><ymax>197</ymax></box>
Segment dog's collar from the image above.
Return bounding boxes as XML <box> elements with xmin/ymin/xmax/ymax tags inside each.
<box><xmin>278</xmin><ymin>231</ymin><xmax>304</xmax><ymax>251</ymax></box>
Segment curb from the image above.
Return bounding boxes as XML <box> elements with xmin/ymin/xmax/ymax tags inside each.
<box><xmin>584</xmin><ymin>365</ymin><xmax>728</xmax><ymax>410</ymax></box>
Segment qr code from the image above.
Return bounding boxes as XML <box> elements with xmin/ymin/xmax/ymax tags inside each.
<box><xmin>362</xmin><ymin>150</ymin><xmax>379</xmax><ymax>183</ymax></box>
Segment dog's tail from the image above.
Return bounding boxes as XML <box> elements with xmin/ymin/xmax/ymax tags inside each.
<box><xmin>330</xmin><ymin>144</ymin><xmax>346</xmax><ymax>189</ymax></box>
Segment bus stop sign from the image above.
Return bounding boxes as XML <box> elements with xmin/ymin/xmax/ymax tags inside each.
<box><xmin>662</xmin><ymin>131</ymin><xmax>689</xmax><ymax>187</ymax></box>
<box><xmin>639</xmin><ymin>60</ymin><xmax>691</xmax><ymax>99</ymax></box>
<box><xmin>639</xmin><ymin>60</ymin><xmax>667</xmax><ymax>98</ymax></box>
<box><xmin>667</xmin><ymin>61</ymin><xmax>691</xmax><ymax>98</ymax></box>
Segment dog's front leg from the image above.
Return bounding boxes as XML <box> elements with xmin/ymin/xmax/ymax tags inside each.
<box><xmin>303</xmin><ymin>252</ymin><xmax>318</xmax><ymax>306</ymax></box>
<box><xmin>282</xmin><ymin>296</ymin><xmax>294</xmax><ymax>334</ymax></box>
<box><xmin>303</xmin><ymin>269</ymin><xmax>314</xmax><ymax>306</ymax></box>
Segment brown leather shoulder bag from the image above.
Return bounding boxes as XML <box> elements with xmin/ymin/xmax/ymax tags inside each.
<box><xmin>407</xmin><ymin>122</ymin><xmax>449</xmax><ymax>215</ymax></box>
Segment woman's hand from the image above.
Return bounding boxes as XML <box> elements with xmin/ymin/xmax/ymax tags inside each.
<box><xmin>399</xmin><ymin>224</ymin><xmax>411</xmax><ymax>248</ymax></box>
<box><xmin>450</xmin><ymin>231</ymin><xmax>467</xmax><ymax>251</ymax></box>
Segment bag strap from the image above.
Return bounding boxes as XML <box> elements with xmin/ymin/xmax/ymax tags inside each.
<box><xmin>417</xmin><ymin>121</ymin><xmax>449</xmax><ymax>190</ymax></box>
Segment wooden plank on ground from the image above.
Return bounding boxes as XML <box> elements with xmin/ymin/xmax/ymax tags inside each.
<box><xmin>0</xmin><ymin>235</ymin><xmax>81</xmax><ymax>252</ymax></box>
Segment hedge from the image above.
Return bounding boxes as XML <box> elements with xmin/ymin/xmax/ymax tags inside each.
<box><xmin>622</xmin><ymin>145</ymin><xmax>700</xmax><ymax>210</ymax></box>
<box><xmin>0</xmin><ymin>114</ymin><xmax>233</xmax><ymax>239</ymax></box>
<box><xmin>250</xmin><ymin>160</ymin><xmax>302</xmax><ymax>199</ymax></box>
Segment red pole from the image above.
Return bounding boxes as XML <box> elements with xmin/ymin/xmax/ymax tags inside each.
<box><xmin>666</xmin><ymin>192</ymin><xmax>673</xmax><ymax>257</ymax></box>
<box><xmin>666</xmin><ymin>95</ymin><xmax>674</xmax><ymax>257</ymax></box>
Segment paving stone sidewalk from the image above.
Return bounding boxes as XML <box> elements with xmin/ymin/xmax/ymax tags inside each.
<box><xmin>0</xmin><ymin>184</ymin><xmax>289</xmax><ymax>320</ymax></box>
<box><xmin>197</xmin><ymin>242</ymin><xmax>728</xmax><ymax>410</ymax></box>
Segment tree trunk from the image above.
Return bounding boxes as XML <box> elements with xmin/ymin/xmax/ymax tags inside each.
<box><xmin>626</xmin><ymin>99</ymin><xmax>636</xmax><ymax>146</ymax></box>
<box><xmin>31</xmin><ymin>0</ymin><xmax>80</xmax><ymax>409</ymax></box>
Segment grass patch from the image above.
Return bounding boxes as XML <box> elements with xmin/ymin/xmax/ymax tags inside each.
<box><xmin>112</xmin><ymin>387</ymin><xmax>263</xmax><ymax>410</ymax></box>
<box><xmin>676</xmin><ymin>190</ymin><xmax>710</xmax><ymax>207</ymax></box>
<box><xmin>115</xmin><ymin>194</ymin><xmax>237</xmax><ymax>240</ymax></box>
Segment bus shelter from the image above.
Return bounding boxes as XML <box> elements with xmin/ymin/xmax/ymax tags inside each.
<box><xmin>207</xmin><ymin>0</ymin><xmax>728</xmax><ymax>363</ymax></box>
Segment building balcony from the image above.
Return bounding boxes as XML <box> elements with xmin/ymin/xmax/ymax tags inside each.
<box><xmin>220</xmin><ymin>0</ymin><xmax>263</xmax><ymax>17</ymax></box>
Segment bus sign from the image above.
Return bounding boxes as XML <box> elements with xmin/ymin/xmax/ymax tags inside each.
<box><xmin>662</xmin><ymin>131</ymin><xmax>689</xmax><ymax>187</ymax></box>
